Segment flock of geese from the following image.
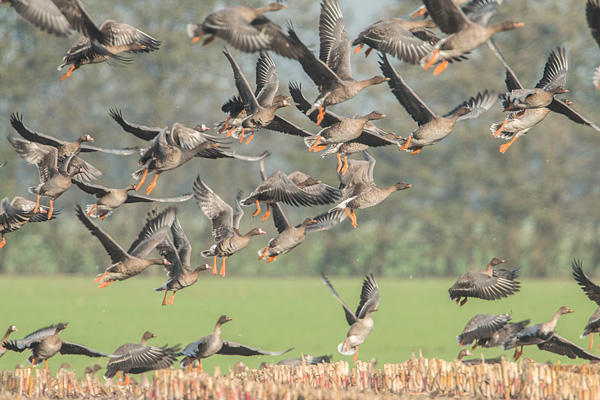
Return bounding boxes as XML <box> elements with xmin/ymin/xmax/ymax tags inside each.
<box><xmin>1</xmin><ymin>0</ymin><xmax>600</xmax><ymax>382</ymax></box>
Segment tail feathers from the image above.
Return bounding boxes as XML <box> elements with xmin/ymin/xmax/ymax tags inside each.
<box><xmin>304</xmin><ymin>135</ymin><xmax>321</xmax><ymax>149</ymax></box>
<box><xmin>28</xmin><ymin>356</ymin><xmax>44</xmax><ymax>366</ymax></box>
<box><xmin>132</xmin><ymin>167</ymin><xmax>146</xmax><ymax>180</ymax></box>
<box><xmin>154</xmin><ymin>283</ymin><xmax>167</xmax><ymax>292</ymax></box>
<box><xmin>28</xmin><ymin>185</ymin><xmax>40</xmax><ymax>195</ymax></box>
<box><xmin>501</xmin><ymin>340</ymin><xmax>515</xmax><ymax>351</ymax></box>
<box><xmin>201</xmin><ymin>246</ymin><xmax>217</xmax><ymax>258</ymax></box>
<box><xmin>85</xmin><ymin>204</ymin><xmax>109</xmax><ymax>218</ymax></box>
<box><xmin>257</xmin><ymin>247</ymin><xmax>268</xmax><ymax>258</ymax></box>
<box><xmin>337</xmin><ymin>341</ymin><xmax>357</xmax><ymax>356</ymax></box>
<box><xmin>490</xmin><ymin>122</ymin><xmax>516</xmax><ymax>140</ymax></box>
<box><xmin>186</xmin><ymin>24</ymin><xmax>199</xmax><ymax>39</ymax></box>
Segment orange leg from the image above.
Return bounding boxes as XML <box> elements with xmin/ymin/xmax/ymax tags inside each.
<box><xmin>455</xmin><ymin>297</ymin><xmax>461</xmax><ymax>304</ymax></box>
<box><xmin>98</xmin><ymin>280</ymin><xmax>114</xmax><ymax>289</ymax></box>
<box><xmin>471</xmin><ymin>342</ymin><xmax>478</xmax><ymax>351</ymax></box>
<box><xmin>493</xmin><ymin>120</ymin><xmax>508</xmax><ymax>137</ymax></box>
<box><xmin>459</xmin><ymin>338</ymin><xmax>465</xmax><ymax>346</ymax></box>
<box><xmin>410</xmin><ymin>148</ymin><xmax>422</xmax><ymax>155</ymax></box>
<box><xmin>0</xmin><ymin>234</ymin><xmax>5</xmax><ymax>249</ymax></box>
<box><xmin>341</xmin><ymin>157</ymin><xmax>349</xmax><ymax>175</ymax></box>
<box><xmin>266</xmin><ymin>255</ymin><xmax>278</xmax><ymax>263</ymax></box>
<box><xmin>33</xmin><ymin>194</ymin><xmax>41</xmax><ymax>213</ymax></box>
<box><xmin>499</xmin><ymin>135</ymin><xmax>519</xmax><ymax>154</ymax></box>
<box><xmin>336</xmin><ymin>154</ymin><xmax>343</xmax><ymax>173</ymax></box>
<box><xmin>135</xmin><ymin>169</ymin><xmax>148</xmax><ymax>191</ymax></box>
<box><xmin>433</xmin><ymin>60</ymin><xmax>449</xmax><ymax>75</ymax></box>
<box><xmin>316</xmin><ymin>107</ymin><xmax>326</xmax><ymax>126</ymax></box>
<box><xmin>344</xmin><ymin>209</ymin><xmax>358</xmax><ymax>228</ymax></box>
<box><xmin>190</xmin><ymin>32</ymin><xmax>204</xmax><ymax>44</ymax></box>
<box><xmin>399</xmin><ymin>136</ymin><xmax>412</xmax><ymax>151</ymax></box>
<box><xmin>344</xmin><ymin>339</ymin><xmax>350</xmax><ymax>352</ymax></box>
<box><xmin>47</xmin><ymin>199</ymin><xmax>54</xmax><ymax>220</ymax></box>
<box><xmin>514</xmin><ymin>346</ymin><xmax>524</xmax><ymax>361</ymax></box>
<box><xmin>226</xmin><ymin>126</ymin><xmax>237</xmax><ymax>137</ymax></box>
<box><xmin>258</xmin><ymin>246</ymin><xmax>269</xmax><ymax>260</ymax></box>
<box><xmin>162</xmin><ymin>291</ymin><xmax>169</xmax><ymax>306</ymax></box>
<box><xmin>364</xmin><ymin>47</ymin><xmax>373</xmax><ymax>57</ymax></box>
<box><xmin>145</xmin><ymin>172</ymin><xmax>160</xmax><ymax>195</ymax></box>
<box><xmin>245</xmin><ymin>133</ymin><xmax>254</xmax><ymax>145</ymax></box>
<box><xmin>219</xmin><ymin>258</ymin><xmax>226</xmax><ymax>277</ymax></box>
<box><xmin>212</xmin><ymin>256</ymin><xmax>218</xmax><ymax>275</ymax></box>
<box><xmin>94</xmin><ymin>270</ymin><xmax>109</xmax><ymax>284</ymax></box>
<box><xmin>220</xmin><ymin>115</ymin><xmax>230</xmax><ymax>133</ymax></box>
<box><xmin>313</xmin><ymin>144</ymin><xmax>327</xmax><ymax>152</ymax></box>
<box><xmin>197</xmin><ymin>361</ymin><xmax>203</xmax><ymax>373</ymax></box>
<box><xmin>30</xmin><ymin>358</ymin><xmax>36</xmax><ymax>370</ymax></box>
<box><xmin>352</xmin><ymin>346</ymin><xmax>359</xmax><ymax>362</ymax></box>
<box><xmin>353</xmin><ymin>43</ymin><xmax>364</xmax><ymax>55</ymax></box>
<box><xmin>60</xmin><ymin>64</ymin><xmax>78</xmax><ymax>82</ymax></box>
<box><xmin>238</xmin><ymin>128</ymin><xmax>245</xmax><ymax>143</ymax></box>
<box><xmin>186</xmin><ymin>358</ymin><xmax>192</xmax><ymax>374</ymax></box>
<box><xmin>168</xmin><ymin>292</ymin><xmax>176</xmax><ymax>306</ymax></box>
<box><xmin>124</xmin><ymin>375</ymin><xmax>130</xmax><ymax>385</ymax></box>
<box><xmin>411</xmin><ymin>6</ymin><xmax>427</xmax><ymax>19</ymax></box>
<box><xmin>44</xmin><ymin>360</ymin><xmax>48</xmax><ymax>370</ymax></box>
<box><xmin>99</xmin><ymin>213</ymin><xmax>108</xmax><ymax>221</ymax></box>
<box><xmin>87</xmin><ymin>203</ymin><xmax>98</xmax><ymax>217</ymax></box>
<box><xmin>308</xmin><ymin>136</ymin><xmax>322</xmax><ymax>152</ymax></box>
<box><xmin>203</xmin><ymin>35</ymin><xmax>216</xmax><ymax>46</ymax></box>
<box><xmin>116</xmin><ymin>372</ymin><xmax>122</xmax><ymax>385</ymax></box>
<box><xmin>460</xmin><ymin>297</ymin><xmax>468</xmax><ymax>306</ymax></box>
<box><xmin>423</xmin><ymin>48</ymin><xmax>439</xmax><ymax>70</ymax></box>
<box><xmin>252</xmin><ymin>200</ymin><xmax>262</xmax><ymax>218</ymax></box>
<box><xmin>261</xmin><ymin>204</ymin><xmax>271</xmax><ymax>222</ymax></box>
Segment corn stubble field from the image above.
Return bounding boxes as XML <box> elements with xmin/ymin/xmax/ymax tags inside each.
<box><xmin>0</xmin><ymin>276</ymin><xmax>599</xmax><ymax>399</ymax></box>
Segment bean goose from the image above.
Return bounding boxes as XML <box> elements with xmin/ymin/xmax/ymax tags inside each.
<box><xmin>222</xmin><ymin>49</ymin><xmax>311</xmax><ymax>144</ymax></box>
<box><xmin>178</xmin><ymin>315</ymin><xmax>292</xmax><ymax>373</ymax></box>
<box><xmin>0</xmin><ymin>326</ymin><xmax>17</xmax><ymax>358</ymax></box>
<box><xmin>104</xmin><ymin>331</ymin><xmax>179</xmax><ymax>385</ymax></box>
<box><xmin>490</xmin><ymin>45</ymin><xmax>600</xmax><ymax>153</ymax></box>
<box><xmin>420</xmin><ymin>0</ymin><xmax>522</xmax><ymax>75</ymax></box>
<box><xmin>587</xmin><ymin>0</ymin><xmax>600</xmax><ymax>89</ymax></box>
<box><xmin>289</xmin><ymin>81</ymin><xmax>399</xmax><ymax>173</ymax></box>
<box><xmin>572</xmin><ymin>259</ymin><xmax>600</xmax><ymax>349</ymax></box>
<box><xmin>286</xmin><ymin>0</ymin><xmax>389</xmax><ymax>125</ymax></box>
<box><xmin>352</xmin><ymin>19</ymin><xmax>436</xmax><ymax>63</ymax></box>
<box><xmin>2</xmin><ymin>0</ymin><xmax>71</xmax><ymax>37</ymax></box>
<box><xmin>4</xmin><ymin>323</ymin><xmax>112</xmax><ymax>369</ymax></box>
<box><xmin>379</xmin><ymin>53</ymin><xmax>496</xmax><ymax>154</ymax></box>
<box><xmin>9</xmin><ymin>113</ymin><xmax>136</xmax><ymax>182</ymax></box>
<box><xmin>448</xmin><ymin>258</ymin><xmax>520</xmax><ymax>306</ymax></box>
<box><xmin>502</xmin><ymin>307</ymin><xmax>600</xmax><ymax>361</ymax></box>
<box><xmin>75</xmin><ymin>205</ymin><xmax>172</xmax><ymax>289</ymax></box>
<box><xmin>0</xmin><ymin>196</ymin><xmax>58</xmax><ymax>249</ymax></box>
<box><xmin>154</xmin><ymin>215</ymin><xmax>212</xmax><ymax>306</ymax></box>
<box><xmin>193</xmin><ymin>176</ymin><xmax>265</xmax><ymax>277</ymax></box>
<box><xmin>52</xmin><ymin>0</ymin><xmax>160</xmax><ymax>81</ymax></box>
<box><xmin>330</xmin><ymin>151</ymin><xmax>411</xmax><ymax>229</ymax></box>
<box><xmin>74</xmin><ymin>181</ymin><xmax>193</xmax><ymax>220</ymax></box>
<box><xmin>321</xmin><ymin>274</ymin><xmax>379</xmax><ymax>361</ymax></box>
<box><xmin>186</xmin><ymin>2</ymin><xmax>301</xmax><ymax>59</ymax></box>
<box><xmin>241</xmin><ymin>157</ymin><xmax>340</xmax><ymax>222</ymax></box>
<box><xmin>258</xmin><ymin>203</ymin><xmax>345</xmax><ymax>263</ymax></box>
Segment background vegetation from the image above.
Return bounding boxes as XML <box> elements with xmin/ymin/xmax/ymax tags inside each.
<box><xmin>1</xmin><ymin>0</ymin><xmax>600</xmax><ymax>278</ymax></box>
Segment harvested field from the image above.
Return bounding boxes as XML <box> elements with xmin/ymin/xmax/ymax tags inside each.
<box><xmin>1</xmin><ymin>355</ymin><xmax>598</xmax><ymax>399</ymax></box>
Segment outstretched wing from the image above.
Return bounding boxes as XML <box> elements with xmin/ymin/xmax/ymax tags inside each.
<box><xmin>218</xmin><ymin>341</ymin><xmax>293</xmax><ymax>357</ymax></box>
<box><xmin>572</xmin><ymin>259</ymin><xmax>600</xmax><ymax>306</ymax></box>
<box><xmin>321</xmin><ymin>273</ymin><xmax>358</xmax><ymax>326</ymax></box>
<box><xmin>355</xmin><ymin>274</ymin><xmax>380</xmax><ymax>319</ymax></box>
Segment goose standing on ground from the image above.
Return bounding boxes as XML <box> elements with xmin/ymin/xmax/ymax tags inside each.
<box><xmin>420</xmin><ymin>0</ymin><xmax>523</xmax><ymax>75</ymax></box>
<box><xmin>456</xmin><ymin>313</ymin><xmax>511</xmax><ymax>348</ymax></box>
<box><xmin>75</xmin><ymin>205</ymin><xmax>173</xmax><ymax>289</ymax></box>
<box><xmin>186</xmin><ymin>2</ymin><xmax>300</xmax><ymax>59</ymax></box>
<box><xmin>4</xmin><ymin>323</ymin><xmax>112</xmax><ymax>369</ymax></box>
<box><xmin>448</xmin><ymin>258</ymin><xmax>520</xmax><ymax>306</ymax></box>
<box><xmin>0</xmin><ymin>326</ymin><xmax>17</xmax><ymax>358</ymax></box>
<box><xmin>193</xmin><ymin>176</ymin><xmax>265</xmax><ymax>277</ymax></box>
<box><xmin>489</xmin><ymin>45</ymin><xmax>600</xmax><ymax>153</ymax></box>
<box><xmin>154</xmin><ymin>215</ymin><xmax>212</xmax><ymax>306</ymax></box>
<box><xmin>2</xmin><ymin>0</ymin><xmax>72</xmax><ymax>37</ymax></box>
<box><xmin>222</xmin><ymin>49</ymin><xmax>312</xmax><ymax>144</ymax></box>
<box><xmin>241</xmin><ymin>157</ymin><xmax>340</xmax><ymax>222</ymax></box>
<box><xmin>257</xmin><ymin>203</ymin><xmax>345</xmax><ymax>263</ymax></box>
<box><xmin>52</xmin><ymin>0</ymin><xmax>160</xmax><ymax>81</ymax></box>
<box><xmin>74</xmin><ymin>181</ymin><xmax>193</xmax><ymax>220</ymax></box>
<box><xmin>289</xmin><ymin>81</ymin><xmax>399</xmax><ymax>173</ymax></box>
<box><xmin>352</xmin><ymin>18</ymin><xmax>436</xmax><ymax>63</ymax></box>
<box><xmin>104</xmin><ymin>331</ymin><xmax>179</xmax><ymax>385</ymax></box>
<box><xmin>178</xmin><ymin>315</ymin><xmax>293</xmax><ymax>373</ymax></box>
<box><xmin>572</xmin><ymin>259</ymin><xmax>600</xmax><ymax>349</ymax></box>
<box><xmin>502</xmin><ymin>307</ymin><xmax>600</xmax><ymax>361</ymax></box>
<box><xmin>321</xmin><ymin>274</ymin><xmax>379</xmax><ymax>362</ymax></box>
<box><xmin>9</xmin><ymin>113</ymin><xmax>136</xmax><ymax>182</ymax></box>
<box><xmin>286</xmin><ymin>0</ymin><xmax>389</xmax><ymax>125</ymax></box>
<box><xmin>330</xmin><ymin>151</ymin><xmax>411</xmax><ymax>229</ymax></box>
<box><xmin>587</xmin><ymin>0</ymin><xmax>600</xmax><ymax>89</ymax></box>
<box><xmin>379</xmin><ymin>53</ymin><xmax>496</xmax><ymax>154</ymax></box>
<box><xmin>0</xmin><ymin>196</ymin><xmax>58</xmax><ymax>249</ymax></box>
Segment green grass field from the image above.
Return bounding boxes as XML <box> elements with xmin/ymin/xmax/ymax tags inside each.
<box><xmin>0</xmin><ymin>275</ymin><xmax>597</xmax><ymax>378</ymax></box>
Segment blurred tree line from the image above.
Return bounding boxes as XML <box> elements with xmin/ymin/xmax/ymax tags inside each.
<box><xmin>0</xmin><ymin>0</ymin><xmax>599</xmax><ymax>278</ymax></box>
